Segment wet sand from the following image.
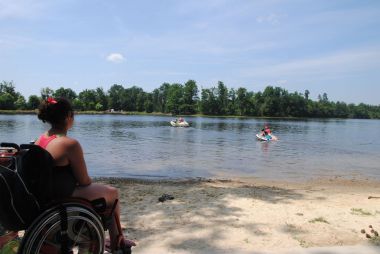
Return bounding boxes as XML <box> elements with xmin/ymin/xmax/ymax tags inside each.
<box><xmin>97</xmin><ymin>177</ymin><xmax>380</xmax><ymax>253</ymax></box>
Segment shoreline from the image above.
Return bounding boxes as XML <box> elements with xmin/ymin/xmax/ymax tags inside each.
<box><xmin>94</xmin><ymin>175</ymin><xmax>380</xmax><ymax>185</ymax></box>
<box><xmin>1</xmin><ymin>110</ymin><xmax>377</xmax><ymax>120</ymax></box>
<box><xmin>96</xmin><ymin>177</ymin><xmax>380</xmax><ymax>253</ymax></box>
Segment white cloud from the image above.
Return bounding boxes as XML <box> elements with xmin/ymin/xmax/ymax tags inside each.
<box><xmin>106</xmin><ymin>53</ymin><xmax>125</xmax><ymax>63</ymax></box>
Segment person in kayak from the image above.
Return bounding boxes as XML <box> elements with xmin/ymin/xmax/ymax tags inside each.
<box><xmin>260</xmin><ymin>124</ymin><xmax>278</xmax><ymax>141</ymax></box>
<box><xmin>260</xmin><ymin>124</ymin><xmax>271</xmax><ymax>139</ymax></box>
<box><xmin>35</xmin><ymin>97</ymin><xmax>135</xmax><ymax>252</ymax></box>
<box><xmin>262</xmin><ymin>124</ymin><xmax>271</xmax><ymax>135</ymax></box>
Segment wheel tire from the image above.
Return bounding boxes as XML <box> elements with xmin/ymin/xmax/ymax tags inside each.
<box><xmin>19</xmin><ymin>203</ymin><xmax>105</xmax><ymax>254</ymax></box>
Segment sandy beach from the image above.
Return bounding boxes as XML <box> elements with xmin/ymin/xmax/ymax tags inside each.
<box><xmin>95</xmin><ymin>177</ymin><xmax>380</xmax><ymax>253</ymax></box>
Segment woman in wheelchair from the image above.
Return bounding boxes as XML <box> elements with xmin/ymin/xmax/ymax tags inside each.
<box><xmin>35</xmin><ymin>97</ymin><xmax>135</xmax><ymax>253</ymax></box>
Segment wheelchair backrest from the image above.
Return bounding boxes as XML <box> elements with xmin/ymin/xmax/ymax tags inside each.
<box><xmin>0</xmin><ymin>144</ymin><xmax>55</xmax><ymax>231</ymax></box>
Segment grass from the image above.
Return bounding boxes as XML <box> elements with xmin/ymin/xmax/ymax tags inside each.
<box><xmin>351</xmin><ymin>208</ymin><xmax>372</xmax><ymax>216</ymax></box>
<box><xmin>293</xmin><ymin>236</ymin><xmax>309</xmax><ymax>248</ymax></box>
<box><xmin>309</xmin><ymin>217</ymin><xmax>329</xmax><ymax>224</ymax></box>
<box><xmin>369</xmin><ymin>237</ymin><xmax>380</xmax><ymax>246</ymax></box>
<box><xmin>283</xmin><ymin>223</ymin><xmax>307</xmax><ymax>234</ymax></box>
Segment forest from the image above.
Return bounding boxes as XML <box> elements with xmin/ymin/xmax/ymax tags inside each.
<box><xmin>1</xmin><ymin>80</ymin><xmax>379</xmax><ymax>119</ymax></box>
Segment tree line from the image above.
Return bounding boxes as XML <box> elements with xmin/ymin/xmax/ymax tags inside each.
<box><xmin>1</xmin><ymin>80</ymin><xmax>379</xmax><ymax>119</ymax></box>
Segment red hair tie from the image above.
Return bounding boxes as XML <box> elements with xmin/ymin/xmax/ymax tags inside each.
<box><xmin>47</xmin><ymin>97</ymin><xmax>57</xmax><ymax>104</ymax></box>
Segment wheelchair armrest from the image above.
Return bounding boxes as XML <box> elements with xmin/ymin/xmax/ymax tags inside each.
<box><xmin>19</xmin><ymin>144</ymin><xmax>36</xmax><ymax>150</ymax></box>
<box><xmin>0</xmin><ymin>143</ymin><xmax>20</xmax><ymax>151</ymax></box>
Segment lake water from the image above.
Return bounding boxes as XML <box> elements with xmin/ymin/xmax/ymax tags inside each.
<box><xmin>1</xmin><ymin>114</ymin><xmax>379</xmax><ymax>181</ymax></box>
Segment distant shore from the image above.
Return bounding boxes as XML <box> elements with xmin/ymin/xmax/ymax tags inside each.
<box><xmin>0</xmin><ymin>110</ymin><xmax>364</xmax><ymax>120</ymax></box>
<box><xmin>0</xmin><ymin>109</ymin><xmax>286</xmax><ymax>118</ymax></box>
<box><xmin>98</xmin><ymin>176</ymin><xmax>380</xmax><ymax>253</ymax></box>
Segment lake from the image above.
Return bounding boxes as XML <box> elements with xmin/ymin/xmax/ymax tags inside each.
<box><xmin>1</xmin><ymin>114</ymin><xmax>379</xmax><ymax>181</ymax></box>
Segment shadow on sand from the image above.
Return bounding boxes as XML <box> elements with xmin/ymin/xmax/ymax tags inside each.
<box><xmin>100</xmin><ymin>178</ymin><xmax>306</xmax><ymax>253</ymax></box>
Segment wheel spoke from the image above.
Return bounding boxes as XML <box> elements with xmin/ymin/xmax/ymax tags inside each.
<box><xmin>20</xmin><ymin>205</ymin><xmax>104</xmax><ymax>254</ymax></box>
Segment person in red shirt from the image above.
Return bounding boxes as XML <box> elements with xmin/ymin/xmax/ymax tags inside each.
<box><xmin>263</xmin><ymin>125</ymin><xmax>271</xmax><ymax>135</ymax></box>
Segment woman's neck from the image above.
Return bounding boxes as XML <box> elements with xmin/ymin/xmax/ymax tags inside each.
<box><xmin>48</xmin><ymin>127</ymin><xmax>68</xmax><ymax>136</ymax></box>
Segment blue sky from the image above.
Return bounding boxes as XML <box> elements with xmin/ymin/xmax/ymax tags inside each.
<box><xmin>0</xmin><ymin>0</ymin><xmax>379</xmax><ymax>104</ymax></box>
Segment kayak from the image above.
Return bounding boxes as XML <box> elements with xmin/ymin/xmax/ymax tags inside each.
<box><xmin>170</xmin><ymin>120</ymin><xmax>189</xmax><ymax>127</ymax></box>
<box><xmin>256</xmin><ymin>133</ymin><xmax>278</xmax><ymax>141</ymax></box>
<box><xmin>256</xmin><ymin>134</ymin><xmax>269</xmax><ymax>141</ymax></box>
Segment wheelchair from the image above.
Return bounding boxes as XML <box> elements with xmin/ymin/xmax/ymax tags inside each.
<box><xmin>0</xmin><ymin>143</ymin><xmax>133</xmax><ymax>254</ymax></box>
<box><xmin>19</xmin><ymin>198</ymin><xmax>107</xmax><ymax>254</ymax></box>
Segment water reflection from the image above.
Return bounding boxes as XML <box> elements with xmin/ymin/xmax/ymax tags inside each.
<box><xmin>0</xmin><ymin>120</ymin><xmax>16</xmax><ymax>129</ymax></box>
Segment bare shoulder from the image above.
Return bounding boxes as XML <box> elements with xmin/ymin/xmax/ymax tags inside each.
<box><xmin>56</xmin><ymin>136</ymin><xmax>81</xmax><ymax>149</ymax></box>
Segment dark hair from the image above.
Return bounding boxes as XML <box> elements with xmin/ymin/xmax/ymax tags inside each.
<box><xmin>38</xmin><ymin>97</ymin><xmax>74</xmax><ymax>129</ymax></box>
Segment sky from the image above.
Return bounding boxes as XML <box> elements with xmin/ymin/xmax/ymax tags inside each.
<box><xmin>0</xmin><ymin>0</ymin><xmax>380</xmax><ymax>105</ymax></box>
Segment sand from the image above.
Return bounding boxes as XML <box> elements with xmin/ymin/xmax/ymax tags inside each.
<box><xmin>97</xmin><ymin>177</ymin><xmax>380</xmax><ymax>254</ymax></box>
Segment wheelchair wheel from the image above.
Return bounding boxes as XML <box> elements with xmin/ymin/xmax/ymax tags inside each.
<box><xmin>19</xmin><ymin>203</ymin><xmax>105</xmax><ymax>254</ymax></box>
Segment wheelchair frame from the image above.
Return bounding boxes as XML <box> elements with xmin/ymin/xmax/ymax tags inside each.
<box><xmin>19</xmin><ymin>198</ymin><xmax>106</xmax><ymax>254</ymax></box>
<box><xmin>0</xmin><ymin>143</ymin><xmax>132</xmax><ymax>254</ymax></box>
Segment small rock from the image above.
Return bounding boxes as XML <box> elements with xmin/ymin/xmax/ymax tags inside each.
<box><xmin>158</xmin><ymin>194</ymin><xmax>175</xmax><ymax>202</ymax></box>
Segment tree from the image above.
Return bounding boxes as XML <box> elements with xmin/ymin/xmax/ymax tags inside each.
<box><xmin>144</xmin><ymin>93</ymin><xmax>154</xmax><ymax>113</ymax></box>
<box><xmin>53</xmin><ymin>87</ymin><xmax>77</xmax><ymax>101</ymax></box>
<box><xmin>78</xmin><ymin>89</ymin><xmax>97</xmax><ymax>110</ymax></box>
<box><xmin>95</xmin><ymin>102</ymin><xmax>103</xmax><ymax>111</ymax></box>
<box><xmin>40</xmin><ymin>87</ymin><xmax>54</xmax><ymax>100</ymax></box>
<box><xmin>0</xmin><ymin>79</ymin><xmax>380</xmax><ymax>119</ymax></box>
<box><xmin>334</xmin><ymin>101</ymin><xmax>349</xmax><ymax>118</ymax></box>
<box><xmin>259</xmin><ymin>86</ymin><xmax>288</xmax><ymax>116</ymax></box>
<box><xmin>158</xmin><ymin>83</ymin><xmax>170</xmax><ymax>113</ymax></box>
<box><xmin>182</xmin><ymin>80</ymin><xmax>199</xmax><ymax>114</ymax></box>
<box><xmin>0</xmin><ymin>81</ymin><xmax>16</xmax><ymax>96</ymax></box>
<box><xmin>108</xmin><ymin>84</ymin><xmax>125</xmax><ymax>111</ymax></box>
<box><xmin>136</xmin><ymin>91</ymin><xmax>146</xmax><ymax>112</ymax></box>
<box><xmin>95</xmin><ymin>87</ymin><xmax>108</xmax><ymax>111</ymax></box>
<box><xmin>0</xmin><ymin>81</ymin><xmax>19</xmax><ymax>109</ymax></box>
<box><xmin>235</xmin><ymin>87</ymin><xmax>248</xmax><ymax>115</ymax></box>
<box><xmin>27</xmin><ymin>95</ymin><xmax>41</xmax><ymax>110</ymax></box>
<box><xmin>304</xmin><ymin>90</ymin><xmax>310</xmax><ymax>100</ymax></box>
<box><xmin>72</xmin><ymin>98</ymin><xmax>84</xmax><ymax>111</ymax></box>
<box><xmin>124</xmin><ymin>86</ymin><xmax>145</xmax><ymax>111</ymax></box>
<box><xmin>0</xmin><ymin>93</ymin><xmax>15</xmax><ymax>109</ymax></box>
<box><xmin>200</xmin><ymin>87</ymin><xmax>219</xmax><ymax>115</ymax></box>
<box><xmin>166</xmin><ymin>83</ymin><xmax>183</xmax><ymax>115</ymax></box>
<box><xmin>227</xmin><ymin>88</ymin><xmax>236</xmax><ymax>115</ymax></box>
<box><xmin>152</xmin><ymin>88</ymin><xmax>161</xmax><ymax>112</ymax></box>
<box><xmin>15</xmin><ymin>96</ymin><xmax>27</xmax><ymax>109</ymax></box>
<box><xmin>322</xmin><ymin>93</ymin><xmax>328</xmax><ymax>102</ymax></box>
<box><xmin>217</xmin><ymin>81</ymin><xmax>228</xmax><ymax>115</ymax></box>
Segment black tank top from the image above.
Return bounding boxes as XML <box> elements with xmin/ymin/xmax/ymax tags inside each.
<box><xmin>52</xmin><ymin>164</ymin><xmax>77</xmax><ymax>199</ymax></box>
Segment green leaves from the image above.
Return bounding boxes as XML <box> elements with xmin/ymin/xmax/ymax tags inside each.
<box><xmin>0</xmin><ymin>80</ymin><xmax>379</xmax><ymax>118</ymax></box>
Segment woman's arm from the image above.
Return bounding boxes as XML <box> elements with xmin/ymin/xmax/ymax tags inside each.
<box><xmin>66</xmin><ymin>139</ymin><xmax>92</xmax><ymax>186</ymax></box>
